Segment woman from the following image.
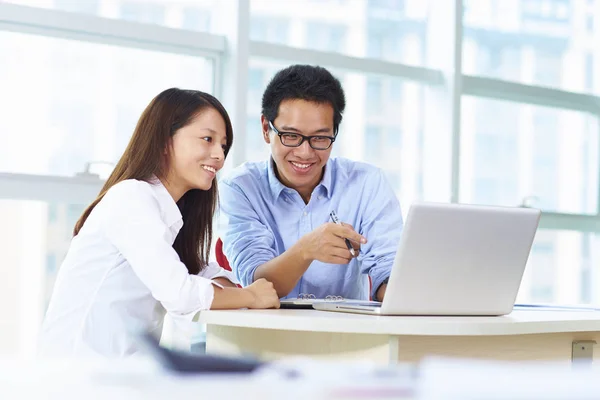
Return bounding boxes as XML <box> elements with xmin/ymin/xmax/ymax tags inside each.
<box><xmin>39</xmin><ymin>88</ymin><xmax>279</xmax><ymax>358</ymax></box>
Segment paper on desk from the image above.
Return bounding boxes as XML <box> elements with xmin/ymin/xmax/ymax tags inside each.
<box><xmin>513</xmin><ymin>303</ymin><xmax>600</xmax><ymax>312</ymax></box>
<box><xmin>417</xmin><ymin>357</ymin><xmax>600</xmax><ymax>400</ymax></box>
<box><xmin>256</xmin><ymin>357</ymin><xmax>416</xmax><ymax>399</ymax></box>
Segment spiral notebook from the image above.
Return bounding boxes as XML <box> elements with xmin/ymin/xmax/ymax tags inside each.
<box><xmin>280</xmin><ymin>294</ymin><xmax>380</xmax><ymax>309</ymax></box>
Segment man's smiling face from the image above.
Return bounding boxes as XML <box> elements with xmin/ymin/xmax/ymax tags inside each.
<box><xmin>262</xmin><ymin>99</ymin><xmax>335</xmax><ymax>200</ymax></box>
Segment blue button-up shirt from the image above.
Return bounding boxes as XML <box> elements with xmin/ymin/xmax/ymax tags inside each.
<box><xmin>218</xmin><ymin>157</ymin><xmax>403</xmax><ymax>300</ymax></box>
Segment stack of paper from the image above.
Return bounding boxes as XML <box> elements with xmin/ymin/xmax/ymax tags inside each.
<box><xmin>418</xmin><ymin>357</ymin><xmax>600</xmax><ymax>399</ymax></box>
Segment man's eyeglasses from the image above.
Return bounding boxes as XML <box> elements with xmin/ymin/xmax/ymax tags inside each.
<box><xmin>268</xmin><ymin>120</ymin><xmax>336</xmax><ymax>150</ymax></box>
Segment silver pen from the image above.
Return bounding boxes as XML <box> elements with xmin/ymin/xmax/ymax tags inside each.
<box><xmin>329</xmin><ymin>210</ymin><xmax>356</xmax><ymax>257</ymax></box>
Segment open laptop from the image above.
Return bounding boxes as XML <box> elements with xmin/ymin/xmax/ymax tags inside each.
<box><xmin>313</xmin><ymin>202</ymin><xmax>541</xmax><ymax>316</ymax></box>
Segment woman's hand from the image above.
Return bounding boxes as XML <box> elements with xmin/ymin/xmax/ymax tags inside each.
<box><xmin>243</xmin><ymin>278</ymin><xmax>280</xmax><ymax>309</ymax></box>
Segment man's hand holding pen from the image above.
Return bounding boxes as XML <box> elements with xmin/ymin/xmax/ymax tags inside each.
<box><xmin>297</xmin><ymin>221</ymin><xmax>367</xmax><ymax>265</ymax></box>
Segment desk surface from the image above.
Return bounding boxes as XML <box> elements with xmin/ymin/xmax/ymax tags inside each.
<box><xmin>199</xmin><ymin>309</ymin><xmax>600</xmax><ymax>336</ymax></box>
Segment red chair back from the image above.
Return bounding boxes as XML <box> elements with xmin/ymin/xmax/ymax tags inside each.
<box><xmin>215</xmin><ymin>237</ymin><xmax>232</xmax><ymax>271</ymax></box>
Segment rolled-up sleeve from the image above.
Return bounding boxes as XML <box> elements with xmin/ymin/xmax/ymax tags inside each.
<box><xmin>357</xmin><ymin>170</ymin><xmax>404</xmax><ymax>299</ymax></box>
<box><xmin>200</xmin><ymin>261</ymin><xmax>239</xmax><ymax>285</ymax></box>
<box><xmin>218</xmin><ymin>180</ymin><xmax>277</xmax><ymax>286</ymax></box>
<box><xmin>101</xmin><ymin>182</ymin><xmax>218</xmax><ymax>320</ymax></box>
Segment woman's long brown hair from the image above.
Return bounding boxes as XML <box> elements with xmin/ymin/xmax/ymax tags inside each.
<box><xmin>73</xmin><ymin>88</ymin><xmax>233</xmax><ymax>275</ymax></box>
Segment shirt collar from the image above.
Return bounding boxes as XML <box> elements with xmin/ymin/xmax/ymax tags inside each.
<box><xmin>318</xmin><ymin>159</ymin><xmax>333</xmax><ymax>199</ymax></box>
<box><xmin>148</xmin><ymin>176</ymin><xmax>183</xmax><ymax>229</ymax></box>
<box><xmin>266</xmin><ymin>157</ymin><xmax>333</xmax><ymax>200</ymax></box>
<box><xmin>267</xmin><ymin>158</ymin><xmax>289</xmax><ymax>200</ymax></box>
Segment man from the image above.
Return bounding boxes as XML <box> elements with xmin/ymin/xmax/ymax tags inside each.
<box><xmin>219</xmin><ymin>64</ymin><xmax>403</xmax><ymax>301</ymax></box>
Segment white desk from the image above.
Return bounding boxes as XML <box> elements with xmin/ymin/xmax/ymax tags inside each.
<box><xmin>199</xmin><ymin>309</ymin><xmax>600</xmax><ymax>364</ymax></box>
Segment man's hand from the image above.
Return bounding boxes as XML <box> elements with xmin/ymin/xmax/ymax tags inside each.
<box><xmin>375</xmin><ymin>283</ymin><xmax>387</xmax><ymax>302</ymax></box>
<box><xmin>341</xmin><ymin>222</ymin><xmax>363</xmax><ymax>256</ymax></box>
<box><xmin>298</xmin><ymin>222</ymin><xmax>367</xmax><ymax>264</ymax></box>
<box><xmin>252</xmin><ymin>223</ymin><xmax>367</xmax><ymax>298</ymax></box>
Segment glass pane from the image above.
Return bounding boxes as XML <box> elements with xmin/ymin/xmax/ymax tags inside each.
<box><xmin>245</xmin><ymin>60</ymin><xmax>285</xmax><ymax>164</ymax></box>
<box><xmin>5</xmin><ymin>0</ymin><xmax>217</xmax><ymax>33</ymax></box>
<box><xmin>0</xmin><ymin>199</ymin><xmax>88</xmax><ymax>358</ymax></box>
<box><xmin>517</xmin><ymin>229</ymin><xmax>600</xmax><ymax>305</ymax></box>
<box><xmin>250</xmin><ymin>0</ymin><xmax>431</xmax><ymax>66</ymax></box>
<box><xmin>460</xmin><ymin>96</ymin><xmax>599</xmax><ymax>214</ymax></box>
<box><xmin>246</xmin><ymin>58</ymin><xmax>428</xmax><ymax>212</ymax></box>
<box><xmin>463</xmin><ymin>0</ymin><xmax>600</xmax><ymax>95</ymax></box>
<box><xmin>0</xmin><ymin>31</ymin><xmax>213</xmax><ymax>177</ymax></box>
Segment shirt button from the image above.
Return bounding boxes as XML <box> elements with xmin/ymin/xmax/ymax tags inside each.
<box><xmin>318</xmin><ymin>195</ymin><xmax>322</xmax><ymax>200</ymax></box>
<box><xmin>303</xmin><ymin>211</ymin><xmax>308</xmax><ymax>216</ymax></box>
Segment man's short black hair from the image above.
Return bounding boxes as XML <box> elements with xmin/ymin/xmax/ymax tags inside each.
<box><xmin>261</xmin><ymin>65</ymin><xmax>346</xmax><ymax>135</ymax></box>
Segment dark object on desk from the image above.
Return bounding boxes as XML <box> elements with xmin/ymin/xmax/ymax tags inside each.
<box><xmin>280</xmin><ymin>299</ymin><xmax>378</xmax><ymax>309</ymax></box>
<box><xmin>279</xmin><ymin>299</ymin><xmax>315</xmax><ymax>309</ymax></box>
<box><xmin>138</xmin><ymin>332</ymin><xmax>264</xmax><ymax>374</ymax></box>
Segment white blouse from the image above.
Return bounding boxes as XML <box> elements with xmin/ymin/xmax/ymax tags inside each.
<box><xmin>38</xmin><ymin>178</ymin><xmax>237</xmax><ymax>358</ymax></box>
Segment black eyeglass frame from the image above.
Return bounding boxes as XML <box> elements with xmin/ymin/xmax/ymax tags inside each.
<box><xmin>268</xmin><ymin>120</ymin><xmax>337</xmax><ymax>150</ymax></box>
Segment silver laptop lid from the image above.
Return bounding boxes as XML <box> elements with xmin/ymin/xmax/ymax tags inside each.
<box><xmin>382</xmin><ymin>202</ymin><xmax>540</xmax><ymax>316</ymax></box>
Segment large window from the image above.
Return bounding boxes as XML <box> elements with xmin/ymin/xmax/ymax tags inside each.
<box><xmin>460</xmin><ymin>97</ymin><xmax>599</xmax><ymax>215</ymax></box>
<box><xmin>463</xmin><ymin>0</ymin><xmax>600</xmax><ymax>95</ymax></box>
<box><xmin>518</xmin><ymin>230</ymin><xmax>600</xmax><ymax>305</ymax></box>
<box><xmin>3</xmin><ymin>0</ymin><xmax>600</xmax><ymax>359</ymax></box>
<box><xmin>0</xmin><ymin>31</ymin><xmax>213</xmax><ymax>177</ymax></box>
<box><xmin>0</xmin><ymin>199</ymin><xmax>92</xmax><ymax>358</ymax></box>
<box><xmin>245</xmin><ymin>59</ymin><xmax>287</xmax><ymax>163</ymax></box>
<box><xmin>5</xmin><ymin>0</ymin><xmax>217</xmax><ymax>33</ymax></box>
<box><xmin>249</xmin><ymin>0</ymin><xmax>432</xmax><ymax>66</ymax></box>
